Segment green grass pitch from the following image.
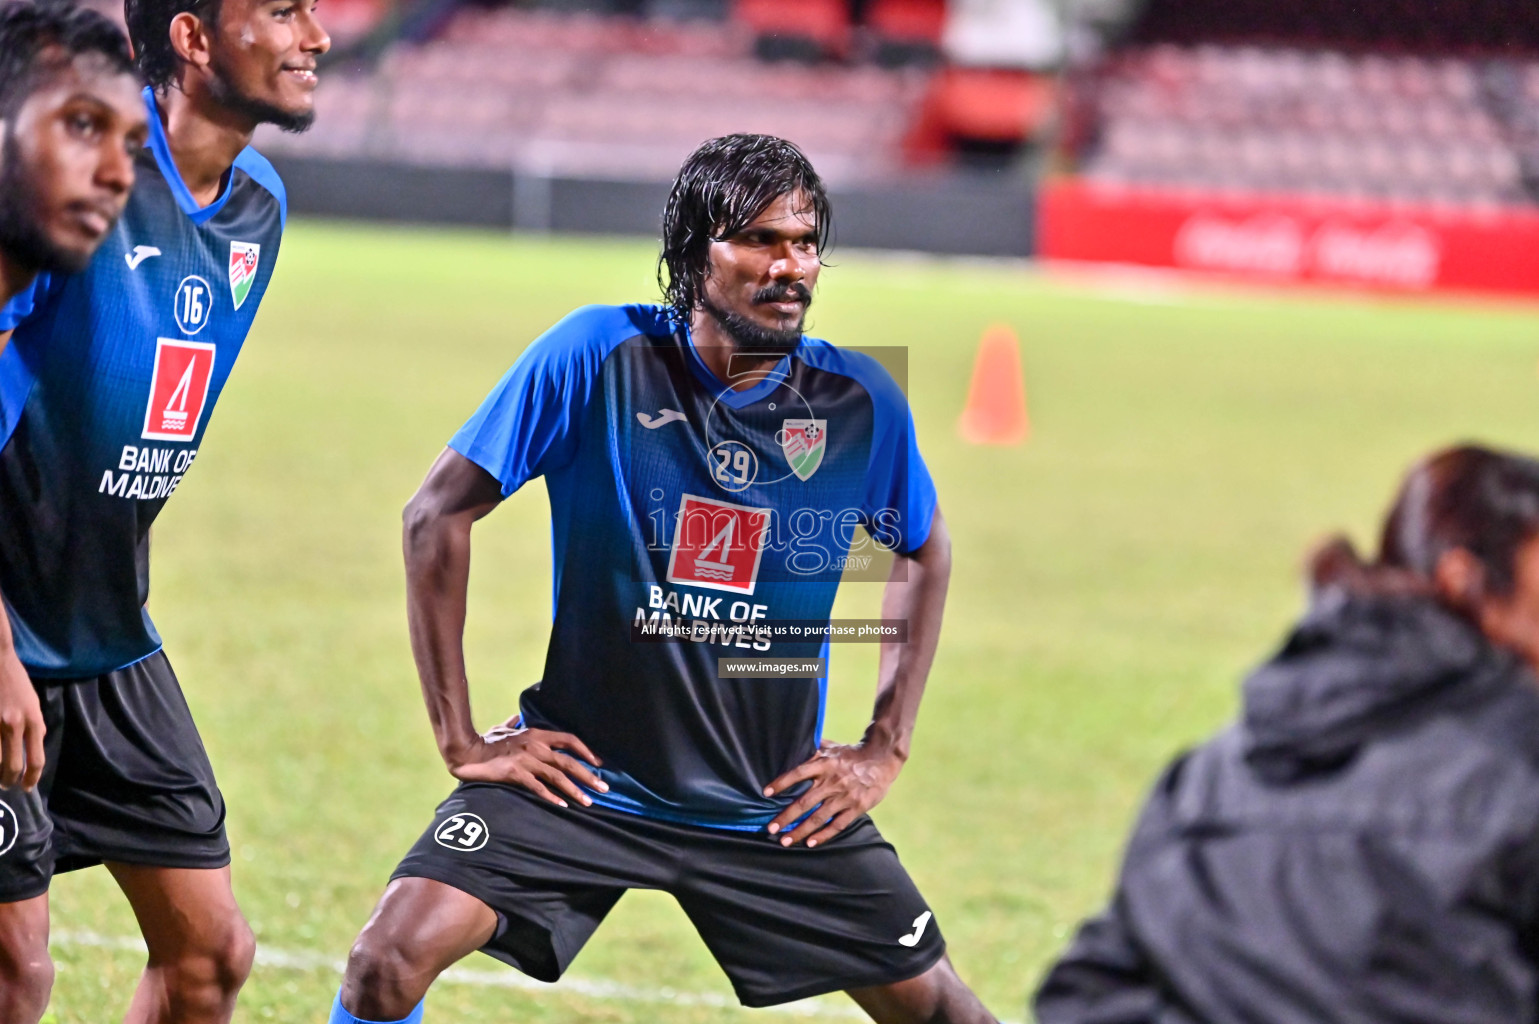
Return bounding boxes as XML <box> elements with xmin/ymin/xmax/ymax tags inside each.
<box><xmin>40</xmin><ymin>221</ymin><xmax>1539</xmax><ymax>1022</ymax></box>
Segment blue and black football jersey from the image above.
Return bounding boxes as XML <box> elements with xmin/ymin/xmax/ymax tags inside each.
<box><xmin>453</xmin><ymin>304</ymin><xmax>937</xmax><ymax>829</ymax></box>
<box><xmin>0</xmin><ymin>88</ymin><xmax>285</xmax><ymax>679</ymax></box>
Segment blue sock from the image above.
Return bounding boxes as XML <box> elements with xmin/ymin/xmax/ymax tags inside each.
<box><xmin>329</xmin><ymin>989</ymin><xmax>424</xmax><ymax>1024</ymax></box>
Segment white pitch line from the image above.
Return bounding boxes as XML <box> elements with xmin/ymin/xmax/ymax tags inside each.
<box><xmin>51</xmin><ymin>929</ymin><xmax>868</xmax><ymax>1019</ymax></box>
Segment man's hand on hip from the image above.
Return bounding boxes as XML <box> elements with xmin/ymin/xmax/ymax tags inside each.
<box><xmin>762</xmin><ymin>738</ymin><xmax>906</xmax><ymax>848</ymax></box>
<box><xmin>0</xmin><ymin>649</ymin><xmax>43</xmax><ymax>790</ymax></box>
<box><xmin>444</xmin><ymin>719</ymin><xmax>607</xmax><ymax>810</ymax></box>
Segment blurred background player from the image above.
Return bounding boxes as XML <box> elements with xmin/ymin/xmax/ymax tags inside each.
<box><xmin>327</xmin><ymin>134</ymin><xmax>996</xmax><ymax>1024</ymax></box>
<box><xmin>0</xmin><ymin>0</ymin><xmax>329</xmax><ymax>1018</ymax></box>
<box><xmin>1036</xmin><ymin>445</ymin><xmax>1539</xmax><ymax>1024</ymax></box>
<box><xmin>0</xmin><ymin>0</ymin><xmax>144</xmax><ymax>322</ymax></box>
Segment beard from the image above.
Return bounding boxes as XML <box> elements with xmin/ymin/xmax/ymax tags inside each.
<box><xmin>0</xmin><ymin>128</ymin><xmax>91</xmax><ymax>275</ymax></box>
<box><xmin>208</xmin><ymin>56</ymin><xmax>316</xmax><ymax>133</ymax></box>
<box><xmin>700</xmin><ymin>281</ymin><xmax>812</xmax><ymax>357</ymax></box>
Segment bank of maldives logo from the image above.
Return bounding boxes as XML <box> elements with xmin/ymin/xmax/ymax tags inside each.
<box><xmin>142</xmin><ymin>339</ymin><xmax>216</xmax><ymax>442</ymax></box>
<box><xmin>229</xmin><ymin>241</ymin><xmax>260</xmax><ymax>310</ymax></box>
<box><xmin>666</xmin><ymin>494</ymin><xmax>772</xmax><ymax>596</ymax></box>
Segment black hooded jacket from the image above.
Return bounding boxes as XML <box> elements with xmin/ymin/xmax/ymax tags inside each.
<box><xmin>1035</xmin><ymin>589</ymin><xmax>1539</xmax><ymax>1024</ymax></box>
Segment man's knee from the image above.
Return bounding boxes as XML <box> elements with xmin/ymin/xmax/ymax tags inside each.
<box><xmin>0</xmin><ymin>895</ymin><xmax>54</xmax><ymax>1019</ymax></box>
<box><xmin>849</xmin><ymin>956</ymin><xmax>996</xmax><ymax>1024</ymax></box>
<box><xmin>341</xmin><ymin>928</ymin><xmax>435</xmax><ymax>1020</ymax></box>
<box><xmin>0</xmin><ymin>930</ymin><xmax>54</xmax><ymax>1017</ymax></box>
<box><xmin>208</xmin><ymin>914</ymin><xmax>256</xmax><ymax>991</ymax></box>
<box><xmin>159</xmin><ymin>911</ymin><xmax>256</xmax><ymax>997</ymax></box>
<box><xmin>339</xmin><ymin>877</ymin><xmax>496</xmax><ymax>1020</ymax></box>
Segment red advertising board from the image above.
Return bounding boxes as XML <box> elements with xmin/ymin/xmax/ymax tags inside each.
<box><xmin>1038</xmin><ymin>180</ymin><xmax>1539</xmax><ymax>296</ymax></box>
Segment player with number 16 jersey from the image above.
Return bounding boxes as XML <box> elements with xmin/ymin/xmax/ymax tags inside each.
<box><xmin>0</xmin><ymin>0</ymin><xmax>327</xmax><ymax>1016</ymax></box>
<box><xmin>0</xmin><ymin>86</ymin><xmax>284</xmax><ymax>908</ymax></box>
<box><xmin>0</xmin><ymin>87</ymin><xmax>284</xmax><ymax>683</ymax></box>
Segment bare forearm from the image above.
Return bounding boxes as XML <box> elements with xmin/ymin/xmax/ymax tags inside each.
<box><xmin>404</xmin><ymin>508</ymin><xmax>479</xmax><ymax>760</ymax></box>
<box><xmin>869</xmin><ymin>510</ymin><xmax>951</xmax><ymax>758</ymax></box>
<box><xmin>764</xmin><ymin>513</ymin><xmax>950</xmax><ymax>845</ymax></box>
<box><xmin>402</xmin><ymin>449</ymin><xmax>509</xmax><ymax>768</ymax></box>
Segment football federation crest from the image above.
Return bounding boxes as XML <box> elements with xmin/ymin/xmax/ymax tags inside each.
<box><xmin>228</xmin><ymin>241</ymin><xmax>260</xmax><ymax>310</ymax></box>
<box><xmin>666</xmin><ymin>494</ymin><xmax>772</xmax><ymax>596</ymax></box>
<box><xmin>780</xmin><ymin>419</ymin><xmax>827</xmax><ymax>481</ymax></box>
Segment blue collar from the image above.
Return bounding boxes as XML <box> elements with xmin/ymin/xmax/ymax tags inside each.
<box><xmin>682</xmin><ymin>322</ymin><xmax>797</xmax><ymax>409</ymax></box>
<box><xmin>143</xmin><ymin>87</ymin><xmax>235</xmax><ymax>224</ymax></box>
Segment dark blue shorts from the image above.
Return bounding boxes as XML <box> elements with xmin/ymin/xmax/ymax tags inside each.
<box><xmin>0</xmin><ymin>650</ymin><xmax>229</xmax><ymax>902</ymax></box>
<box><xmin>393</xmin><ymin>782</ymin><xmax>946</xmax><ymax>1007</ymax></box>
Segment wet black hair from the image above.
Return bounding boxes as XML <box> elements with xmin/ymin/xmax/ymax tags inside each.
<box><xmin>124</xmin><ymin>0</ymin><xmax>217</xmax><ymax>91</ymax></box>
<box><xmin>0</xmin><ymin>0</ymin><xmax>136</xmax><ymax>119</ymax></box>
<box><xmin>658</xmin><ymin>133</ymin><xmax>832</xmax><ymax>318</ymax></box>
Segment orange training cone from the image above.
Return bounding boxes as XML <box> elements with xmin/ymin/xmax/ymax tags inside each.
<box><xmin>958</xmin><ymin>324</ymin><xmax>1029</xmax><ymax>445</ymax></box>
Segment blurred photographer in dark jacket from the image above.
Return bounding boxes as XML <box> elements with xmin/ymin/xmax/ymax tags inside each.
<box><xmin>1036</xmin><ymin>445</ymin><xmax>1539</xmax><ymax>1024</ymax></box>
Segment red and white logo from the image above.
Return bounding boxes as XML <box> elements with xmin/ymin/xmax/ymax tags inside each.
<box><xmin>666</xmin><ymin>493</ymin><xmax>772</xmax><ymax>596</ymax></box>
<box><xmin>142</xmin><ymin>338</ymin><xmax>216</xmax><ymax>442</ymax></box>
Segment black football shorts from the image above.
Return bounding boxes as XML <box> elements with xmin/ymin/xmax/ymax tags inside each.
<box><xmin>393</xmin><ymin>782</ymin><xmax>947</xmax><ymax>1007</ymax></box>
<box><xmin>0</xmin><ymin>650</ymin><xmax>230</xmax><ymax>902</ymax></box>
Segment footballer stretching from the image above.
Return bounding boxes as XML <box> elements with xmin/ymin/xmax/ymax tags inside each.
<box><xmin>331</xmin><ymin>136</ymin><xmax>995</xmax><ymax>1024</ymax></box>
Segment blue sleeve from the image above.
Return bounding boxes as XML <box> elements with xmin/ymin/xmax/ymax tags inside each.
<box><xmin>0</xmin><ymin>274</ymin><xmax>52</xmax><ymax>331</ymax></box>
<box><xmin>447</xmin><ymin>305</ymin><xmax>629</xmax><ymax>497</ymax></box>
<box><xmin>863</xmin><ymin>396</ymin><xmax>937</xmax><ymax>555</ymax></box>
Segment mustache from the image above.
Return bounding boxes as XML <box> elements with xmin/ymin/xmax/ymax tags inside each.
<box><xmin>753</xmin><ymin>282</ymin><xmax>811</xmax><ymax>307</ymax></box>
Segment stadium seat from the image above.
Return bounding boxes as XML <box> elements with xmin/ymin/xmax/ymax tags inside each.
<box><xmin>316</xmin><ymin>0</ymin><xmax>384</xmax><ymax>46</ymax></box>
<box><xmin>908</xmin><ymin>67</ymin><xmax>1053</xmax><ymax>161</ymax></box>
<box><xmin>733</xmin><ymin>0</ymin><xmax>852</xmax><ymax>61</ymax></box>
<box><xmin>1129</xmin><ymin>0</ymin><xmax>1539</xmax><ymax>53</ymax></box>
<box><xmin>865</xmin><ymin>0</ymin><xmax>945</xmax><ymax>65</ymax></box>
<box><xmin>1071</xmin><ymin>44</ymin><xmax>1533</xmax><ymax>207</ymax></box>
<box><xmin>257</xmin><ymin>3</ymin><xmax>932</xmax><ymax>181</ymax></box>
